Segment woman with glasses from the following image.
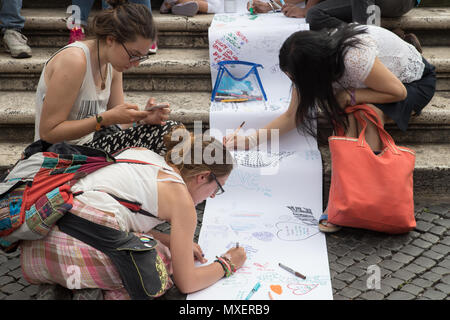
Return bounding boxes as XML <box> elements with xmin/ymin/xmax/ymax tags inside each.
<box><xmin>21</xmin><ymin>126</ymin><xmax>246</xmax><ymax>299</ymax></box>
<box><xmin>34</xmin><ymin>0</ymin><xmax>177</xmax><ymax>156</ymax></box>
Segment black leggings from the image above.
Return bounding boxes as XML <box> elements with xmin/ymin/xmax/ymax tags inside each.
<box><xmin>84</xmin><ymin>120</ymin><xmax>180</xmax><ymax>156</ymax></box>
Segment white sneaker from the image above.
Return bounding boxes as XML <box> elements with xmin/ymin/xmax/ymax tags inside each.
<box><xmin>3</xmin><ymin>29</ymin><xmax>32</xmax><ymax>59</ymax></box>
<box><xmin>172</xmin><ymin>1</ymin><xmax>199</xmax><ymax>17</ymax></box>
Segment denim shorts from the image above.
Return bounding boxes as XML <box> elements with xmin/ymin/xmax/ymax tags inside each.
<box><xmin>375</xmin><ymin>57</ymin><xmax>436</xmax><ymax>132</ymax></box>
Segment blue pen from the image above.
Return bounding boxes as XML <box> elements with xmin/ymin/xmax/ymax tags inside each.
<box><xmin>279</xmin><ymin>0</ymin><xmax>285</xmax><ymax>5</ymax></box>
<box><xmin>245</xmin><ymin>282</ymin><xmax>261</xmax><ymax>300</ymax></box>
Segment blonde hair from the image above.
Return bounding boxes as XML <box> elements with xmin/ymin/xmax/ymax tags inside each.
<box><xmin>164</xmin><ymin>125</ymin><xmax>234</xmax><ymax>181</ymax></box>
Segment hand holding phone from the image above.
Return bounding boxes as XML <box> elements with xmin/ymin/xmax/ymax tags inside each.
<box><xmin>145</xmin><ymin>103</ymin><xmax>170</xmax><ymax>111</ymax></box>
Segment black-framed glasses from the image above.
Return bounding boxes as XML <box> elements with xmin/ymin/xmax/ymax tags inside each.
<box><xmin>210</xmin><ymin>172</ymin><xmax>225</xmax><ymax>196</ymax></box>
<box><xmin>120</xmin><ymin>42</ymin><xmax>149</xmax><ymax>63</ymax></box>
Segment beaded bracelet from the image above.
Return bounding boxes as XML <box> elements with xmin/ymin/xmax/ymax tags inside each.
<box><xmin>221</xmin><ymin>255</ymin><xmax>237</xmax><ymax>273</ymax></box>
<box><xmin>215</xmin><ymin>256</ymin><xmax>235</xmax><ymax>278</ymax></box>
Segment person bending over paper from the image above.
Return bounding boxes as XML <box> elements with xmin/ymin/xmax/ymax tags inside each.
<box><xmin>21</xmin><ymin>128</ymin><xmax>246</xmax><ymax>299</ymax></box>
<box><xmin>223</xmin><ymin>23</ymin><xmax>435</xmax><ymax>234</ymax></box>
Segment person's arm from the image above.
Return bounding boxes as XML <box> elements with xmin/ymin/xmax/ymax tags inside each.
<box><xmin>282</xmin><ymin>0</ymin><xmax>320</xmax><ymax>17</ymax></box>
<box><xmin>148</xmin><ymin>230</ymin><xmax>171</xmax><ymax>247</ymax></box>
<box><xmin>39</xmin><ymin>49</ymin><xmax>97</xmax><ymax>143</ymax></box>
<box><xmin>224</xmin><ymin>89</ymin><xmax>299</xmax><ymax>149</ymax></box>
<box><xmin>158</xmin><ymin>183</ymin><xmax>245</xmax><ymax>294</ymax></box>
<box><xmin>105</xmin><ymin>68</ymin><xmax>134</xmax><ymax>130</ymax></box>
<box><xmin>337</xmin><ymin>57</ymin><xmax>407</xmax><ymax>108</ymax></box>
<box><xmin>39</xmin><ymin>49</ymin><xmax>148</xmax><ymax>143</ymax></box>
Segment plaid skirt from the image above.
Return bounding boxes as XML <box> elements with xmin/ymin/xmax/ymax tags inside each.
<box><xmin>20</xmin><ymin>199</ymin><xmax>173</xmax><ymax>300</ymax></box>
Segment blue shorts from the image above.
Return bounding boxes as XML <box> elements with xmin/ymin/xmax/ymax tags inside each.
<box><xmin>375</xmin><ymin>57</ymin><xmax>436</xmax><ymax>132</ymax></box>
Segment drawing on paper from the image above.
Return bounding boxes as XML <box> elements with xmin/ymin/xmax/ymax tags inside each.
<box><xmin>287</xmin><ymin>283</ymin><xmax>319</xmax><ymax>296</ymax></box>
<box><xmin>211</xmin><ymin>31</ymin><xmax>248</xmax><ymax>67</ymax></box>
<box><xmin>276</xmin><ymin>221</ymin><xmax>320</xmax><ymax>241</ymax></box>
<box><xmin>252</xmin><ymin>231</ymin><xmax>275</xmax><ymax>242</ymax></box>
<box><xmin>287</xmin><ymin>206</ymin><xmax>318</xmax><ymax>226</ymax></box>
<box><xmin>256</xmin><ymin>271</ymin><xmax>288</xmax><ymax>283</ymax></box>
<box><xmin>230</xmin><ymin>210</ymin><xmax>264</xmax><ymax>218</ymax></box>
<box><xmin>203</xmin><ymin>225</ymin><xmax>229</xmax><ymax>238</ymax></box>
<box><xmin>270</xmin><ymin>285</ymin><xmax>283</xmax><ymax>295</ymax></box>
<box><xmin>253</xmin><ymin>262</ymin><xmax>274</xmax><ymax>271</ymax></box>
<box><xmin>232</xmin><ymin>151</ymin><xmax>296</xmax><ymax>168</ymax></box>
<box><xmin>226</xmin><ymin>170</ymin><xmax>273</xmax><ymax>197</ymax></box>
<box><xmin>225</xmin><ymin>242</ymin><xmax>259</xmax><ymax>259</ymax></box>
<box><xmin>303</xmin><ymin>149</ymin><xmax>321</xmax><ymax>161</ymax></box>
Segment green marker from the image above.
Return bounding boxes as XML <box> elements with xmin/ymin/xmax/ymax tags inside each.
<box><xmin>250</xmin><ymin>0</ymin><xmax>255</xmax><ymax>15</ymax></box>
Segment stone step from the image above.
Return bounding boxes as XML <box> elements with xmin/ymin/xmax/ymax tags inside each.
<box><xmin>0</xmin><ymin>47</ymin><xmax>210</xmax><ymax>92</ymax></box>
<box><xmin>1</xmin><ymin>141</ymin><xmax>448</xmax><ymax>197</ymax></box>
<box><xmin>22</xmin><ymin>10</ymin><xmax>211</xmax><ymax>49</ymax></box>
<box><xmin>1</xmin><ymin>47</ymin><xmax>450</xmax><ymax>91</ymax></box>
<box><xmin>420</xmin><ymin>0</ymin><xmax>450</xmax><ymax>6</ymax></box>
<box><xmin>20</xmin><ymin>0</ymin><xmax>450</xmax><ymax>9</ymax></box>
<box><xmin>22</xmin><ymin>0</ymin><xmax>164</xmax><ymax>9</ymax></box>
<box><xmin>0</xmin><ymin>90</ymin><xmax>448</xmax><ymax>143</ymax></box>
<box><xmin>20</xmin><ymin>8</ymin><xmax>450</xmax><ymax>48</ymax></box>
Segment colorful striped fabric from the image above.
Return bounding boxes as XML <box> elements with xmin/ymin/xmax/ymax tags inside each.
<box><xmin>20</xmin><ymin>199</ymin><xmax>173</xmax><ymax>300</ymax></box>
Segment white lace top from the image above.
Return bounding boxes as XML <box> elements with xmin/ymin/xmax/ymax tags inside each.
<box><xmin>333</xmin><ymin>24</ymin><xmax>425</xmax><ymax>91</ymax></box>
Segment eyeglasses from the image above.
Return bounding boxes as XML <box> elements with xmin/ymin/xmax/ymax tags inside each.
<box><xmin>210</xmin><ymin>172</ymin><xmax>225</xmax><ymax>196</ymax></box>
<box><xmin>120</xmin><ymin>42</ymin><xmax>150</xmax><ymax>63</ymax></box>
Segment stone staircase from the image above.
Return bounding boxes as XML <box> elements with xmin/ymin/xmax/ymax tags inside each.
<box><xmin>0</xmin><ymin>0</ymin><xmax>449</xmax><ymax>199</ymax></box>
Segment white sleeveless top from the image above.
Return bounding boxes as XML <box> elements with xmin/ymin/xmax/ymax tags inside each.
<box><xmin>34</xmin><ymin>41</ymin><xmax>113</xmax><ymax>145</ymax></box>
<box><xmin>333</xmin><ymin>24</ymin><xmax>425</xmax><ymax>91</ymax></box>
<box><xmin>71</xmin><ymin>148</ymin><xmax>185</xmax><ymax>233</ymax></box>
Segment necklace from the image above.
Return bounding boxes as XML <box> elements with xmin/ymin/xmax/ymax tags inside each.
<box><xmin>97</xmin><ymin>39</ymin><xmax>106</xmax><ymax>90</ymax></box>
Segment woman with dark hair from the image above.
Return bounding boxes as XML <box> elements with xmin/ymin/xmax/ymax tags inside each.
<box><xmin>224</xmin><ymin>23</ymin><xmax>436</xmax><ymax>233</ymax></box>
<box><xmin>35</xmin><ymin>0</ymin><xmax>177</xmax><ymax>156</ymax></box>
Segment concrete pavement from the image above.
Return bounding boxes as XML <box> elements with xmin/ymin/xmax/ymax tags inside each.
<box><xmin>0</xmin><ymin>196</ymin><xmax>448</xmax><ymax>300</ymax></box>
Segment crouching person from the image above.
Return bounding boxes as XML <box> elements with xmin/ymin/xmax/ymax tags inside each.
<box><xmin>20</xmin><ymin>126</ymin><xmax>246</xmax><ymax>299</ymax></box>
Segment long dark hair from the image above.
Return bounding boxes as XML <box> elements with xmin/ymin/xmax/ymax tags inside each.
<box><xmin>279</xmin><ymin>24</ymin><xmax>368</xmax><ymax>139</ymax></box>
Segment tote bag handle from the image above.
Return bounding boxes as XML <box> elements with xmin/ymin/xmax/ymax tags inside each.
<box><xmin>347</xmin><ymin>105</ymin><xmax>400</xmax><ymax>155</ymax></box>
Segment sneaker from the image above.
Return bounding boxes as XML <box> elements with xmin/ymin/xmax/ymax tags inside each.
<box><xmin>404</xmin><ymin>32</ymin><xmax>423</xmax><ymax>54</ymax></box>
<box><xmin>68</xmin><ymin>27</ymin><xmax>85</xmax><ymax>44</ymax></box>
<box><xmin>160</xmin><ymin>0</ymin><xmax>178</xmax><ymax>13</ymax></box>
<box><xmin>172</xmin><ymin>1</ymin><xmax>199</xmax><ymax>17</ymax></box>
<box><xmin>3</xmin><ymin>29</ymin><xmax>32</xmax><ymax>59</ymax></box>
<box><xmin>392</xmin><ymin>28</ymin><xmax>422</xmax><ymax>54</ymax></box>
<box><xmin>149</xmin><ymin>41</ymin><xmax>158</xmax><ymax>55</ymax></box>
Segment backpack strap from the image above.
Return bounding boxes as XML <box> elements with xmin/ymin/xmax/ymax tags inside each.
<box><xmin>77</xmin><ymin>158</ymin><xmax>183</xmax><ymax>220</ymax></box>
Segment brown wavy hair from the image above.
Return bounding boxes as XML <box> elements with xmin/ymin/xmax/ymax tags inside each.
<box><xmin>89</xmin><ymin>0</ymin><xmax>156</xmax><ymax>43</ymax></box>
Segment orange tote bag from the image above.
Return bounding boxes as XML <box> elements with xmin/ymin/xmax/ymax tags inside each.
<box><xmin>327</xmin><ymin>105</ymin><xmax>416</xmax><ymax>234</ymax></box>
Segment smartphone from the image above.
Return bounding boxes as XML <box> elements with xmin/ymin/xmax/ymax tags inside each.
<box><xmin>145</xmin><ymin>104</ymin><xmax>169</xmax><ymax>111</ymax></box>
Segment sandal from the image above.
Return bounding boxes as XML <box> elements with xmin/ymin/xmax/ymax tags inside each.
<box><xmin>318</xmin><ymin>213</ymin><xmax>342</xmax><ymax>233</ymax></box>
